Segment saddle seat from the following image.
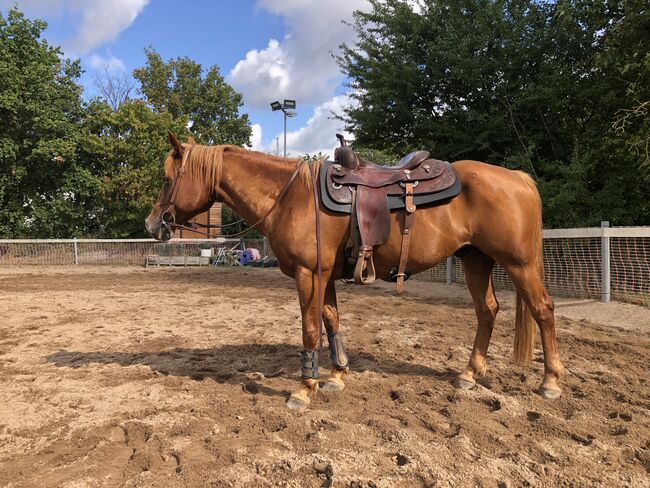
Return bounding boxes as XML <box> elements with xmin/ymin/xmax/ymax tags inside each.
<box><xmin>323</xmin><ymin>134</ymin><xmax>461</xmax><ymax>293</ymax></box>
<box><xmin>335</xmin><ymin>134</ymin><xmax>429</xmax><ymax>173</ymax></box>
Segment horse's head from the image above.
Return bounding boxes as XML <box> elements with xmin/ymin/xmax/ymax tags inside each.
<box><xmin>145</xmin><ymin>131</ymin><xmax>214</xmax><ymax>241</ymax></box>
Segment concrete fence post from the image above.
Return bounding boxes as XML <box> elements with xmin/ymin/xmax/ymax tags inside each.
<box><xmin>73</xmin><ymin>237</ymin><xmax>79</xmax><ymax>265</ymax></box>
<box><xmin>446</xmin><ymin>256</ymin><xmax>454</xmax><ymax>285</ymax></box>
<box><xmin>601</xmin><ymin>221</ymin><xmax>610</xmax><ymax>303</ymax></box>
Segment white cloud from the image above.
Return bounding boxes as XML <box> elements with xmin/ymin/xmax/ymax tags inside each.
<box><xmin>69</xmin><ymin>0</ymin><xmax>148</xmax><ymax>54</ymax></box>
<box><xmin>229</xmin><ymin>0</ymin><xmax>369</xmax><ymax>108</ymax></box>
<box><xmin>263</xmin><ymin>94</ymin><xmax>354</xmax><ymax>158</ymax></box>
<box><xmin>250</xmin><ymin>124</ymin><xmax>263</xmax><ymax>150</ymax></box>
<box><xmin>88</xmin><ymin>53</ymin><xmax>126</xmax><ymax>73</ymax></box>
<box><xmin>230</xmin><ymin>39</ymin><xmax>291</xmax><ymax>103</ymax></box>
<box><xmin>0</xmin><ymin>0</ymin><xmax>149</xmax><ymax>55</ymax></box>
<box><xmin>407</xmin><ymin>0</ymin><xmax>423</xmax><ymax>14</ymax></box>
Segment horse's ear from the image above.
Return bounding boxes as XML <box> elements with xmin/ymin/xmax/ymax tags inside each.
<box><xmin>186</xmin><ymin>136</ymin><xmax>197</xmax><ymax>145</ymax></box>
<box><xmin>168</xmin><ymin>130</ymin><xmax>183</xmax><ymax>158</ymax></box>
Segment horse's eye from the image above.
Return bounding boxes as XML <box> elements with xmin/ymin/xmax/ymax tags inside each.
<box><xmin>163</xmin><ymin>176</ymin><xmax>171</xmax><ymax>186</ymax></box>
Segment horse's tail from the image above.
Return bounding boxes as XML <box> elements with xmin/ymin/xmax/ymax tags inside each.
<box><xmin>513</xmin><ymin>171</ymin><xmax>541</xmax><ymax>364</ymax></box>
<box><xmin>514</xmin><ymin>292</ymin><xmax>536</xmax><ymax>364</ymax></box>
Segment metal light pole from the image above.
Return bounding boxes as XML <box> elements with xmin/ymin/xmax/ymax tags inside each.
<box><xmin>271</xmin><ymin>99</ymin><xmax>297</xmax><ymax>157</ymax></box>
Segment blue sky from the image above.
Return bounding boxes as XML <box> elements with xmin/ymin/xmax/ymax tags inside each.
<box><xmin>1</xmin><ymin>0</ymin><xmax>370</xmax><ymax>157</ymax></box>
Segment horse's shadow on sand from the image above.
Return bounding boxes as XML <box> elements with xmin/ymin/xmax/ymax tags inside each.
<box><xmin>46</xmin><ymin>344</ymin><xmax>457</xmax><ymax>400</ymax></box>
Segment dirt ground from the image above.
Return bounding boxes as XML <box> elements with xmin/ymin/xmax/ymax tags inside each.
<box><xmin>0</xmin><ymin>266</ymin><xmax>648</xmax><ymax>488</ymax></box>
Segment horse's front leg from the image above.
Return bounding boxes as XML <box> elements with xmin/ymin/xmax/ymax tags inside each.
<box><xmin>320</xmin><ymin>279</ymin><xmax>350</xmax><ymax>392</ymax></box>
<box><xmin>286</xmin><ymin>265</ymin><xmax>330</xmax><ymax>411</ymax></box>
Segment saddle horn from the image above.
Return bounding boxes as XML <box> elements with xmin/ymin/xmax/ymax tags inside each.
<box><xmin>334</xmin><ymin>134</ymin><xmax>359</xmax><ymax>170</ymax></box>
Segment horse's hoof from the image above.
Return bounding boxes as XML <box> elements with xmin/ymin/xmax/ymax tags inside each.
<box><xmin>455</xmin><ymin>377</ymin><xmax>476</xmax><ymax>390</ymax></box>
<box><xmin>286</xmin><ymin>394</ymin><xmax>310</xmax><ymax>411</ymax></box>
<box><xmin>539</xmin><ymin>386</ymin><xmax>562</xmax><ymax>399</ymax></box>
<box><xmin>320</xmin><ymin>380</ymin><xmax>345</xmax><ymax>392</ymax></box>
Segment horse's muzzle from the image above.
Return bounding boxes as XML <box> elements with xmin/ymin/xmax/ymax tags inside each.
<box><xmin>145</xmin><ymin>216</ymin><xmax>174</xmax><ymax>242</ymax></box>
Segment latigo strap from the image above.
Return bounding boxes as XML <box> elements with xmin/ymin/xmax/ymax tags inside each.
<box><xmin>395</xmin><ymin>182</ymin><xmax>416</xmax><ymax>294</ymax></box>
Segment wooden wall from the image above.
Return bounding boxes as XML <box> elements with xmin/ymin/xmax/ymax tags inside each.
<box><xmin>178</xmin><ymin>202</ymin><xmax>222</xmax><ymax>238</ymax></box>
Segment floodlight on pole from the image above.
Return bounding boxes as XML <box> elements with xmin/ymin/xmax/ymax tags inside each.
<box><xmin>270</xmin><ymin>99</ymin><xmax>297</xmax><ymax>157</ymax></box>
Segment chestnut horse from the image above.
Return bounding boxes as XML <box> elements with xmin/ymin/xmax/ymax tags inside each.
<box><xmin>146</xmin><ymin>133</ymin><xmax>564</xmax><ymax>411</ymax></box>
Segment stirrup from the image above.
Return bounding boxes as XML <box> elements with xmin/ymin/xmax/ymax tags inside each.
<box><xmin>353</xmin><ymin>248</ymin><xmax>376</xmax><ymax>285</ymax></box>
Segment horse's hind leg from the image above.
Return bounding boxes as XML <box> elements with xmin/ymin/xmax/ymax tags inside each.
<box><xmin>320</xmin><ymin>279</ymin><xmax>350</xmax><ymax>392</ymax></box>
<box><xmin>505</xmin><ymin>263</ymin><xmax>564</xmax><ymax>399</ymax></box>
<box><xmin>456</xmin><ymin>249</ymin><xmax>499</xmax><ymax>390</ymax></box>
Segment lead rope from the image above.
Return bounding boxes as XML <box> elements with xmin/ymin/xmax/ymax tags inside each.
<box><xmin>310</xmin><ymin>162</ymin><xmax>324</xmax><ymax>351</ymax></box>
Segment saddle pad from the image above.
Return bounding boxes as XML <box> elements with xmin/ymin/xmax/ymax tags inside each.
<box><xmin>319</xmin><ymin>159</ymin><xmax>462</xmax><ymax>214</ymax></box>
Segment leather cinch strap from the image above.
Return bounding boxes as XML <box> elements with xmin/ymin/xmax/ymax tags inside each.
<box><xmin>395</xmin><ymin>182</ymin><xmax>416</xmax><ymax>294</ymax></box>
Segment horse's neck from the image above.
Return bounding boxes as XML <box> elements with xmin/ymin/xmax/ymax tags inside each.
<box><xmin>218</xmin><ymin>152</ymin><xmax>304</xmax><ymax>236</ymax></box>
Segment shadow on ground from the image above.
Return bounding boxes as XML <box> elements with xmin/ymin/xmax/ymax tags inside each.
<box><xmin>46</xmin><ymin>343</ymin><xmax>457</xmax><ymax>399</ymax></box>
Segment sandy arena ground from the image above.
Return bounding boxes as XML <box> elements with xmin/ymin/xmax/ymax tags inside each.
<box><xmin>0</xmin><ymin>266</ymin><xmax>648</xmax><ymax>487</ymax></box>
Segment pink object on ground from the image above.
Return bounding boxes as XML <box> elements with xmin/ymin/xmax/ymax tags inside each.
<box><xmin>246</xmin><ymin>248</ymin><xmax>261</xmax><ymax>260</ymax></box>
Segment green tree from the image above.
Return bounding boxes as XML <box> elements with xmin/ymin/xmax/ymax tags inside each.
<box><xmin>0</xmin><ymin>8</ymin><xmax>88</xmax><ymax>237</ymax></box>
<box><xmin>337</xmin><ymin>0</ymin><xmax>650</xmax><ymax>227</ymax></box>
<box><xmin>0</xmin><ymin>7</ymin><xmax>254</xmax><ymax>238</ymax></box>
<box><xmin>603</xmin><ymin>0</ymin><xmax>650</xmax><ymax>172</ymax></box>
<box><xmin>133</xmin><ymin>48</ymin><xmax>252</xmax><ymax>146</ymax></box>
<box><xmin>302</xmin><ymin>152</ymin><xmax>327</xmax><ymax>162</ymax></box>
<box><xmin>78</xmin><ymin>99</ymin><xmax>189</xmax><ymax>237</ymax></box>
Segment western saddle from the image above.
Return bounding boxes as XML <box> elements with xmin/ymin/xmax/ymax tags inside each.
<box><xmin>320</xmin><ymin>134</ymin><xmax>461</xmax><ymax>293</ymax></box>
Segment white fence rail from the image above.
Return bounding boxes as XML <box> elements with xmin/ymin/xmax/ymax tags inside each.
<box><xmin>1</xmin><ymin>226</ymin><xmax>648</xmax><ymax>306</ymax></box>
<box><xmin>419</xmin><ymin>224</ymin><xmax>650</xmax><ymax>306</ymax></box>
<box><xmin>0</xmin><ymin>238</ymin><xmax>270</xmax><ymax>267</ymax></box>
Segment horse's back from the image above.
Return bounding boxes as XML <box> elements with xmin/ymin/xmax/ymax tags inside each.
<box><xmin>452</xmin><ymin>160</ymin><xmax>537</xmax><ymax>189</ymax></box>
<box><xmin>450</xmin><ymin>160</ymin><xmax>540</xmax><ymax>209</ymax></box>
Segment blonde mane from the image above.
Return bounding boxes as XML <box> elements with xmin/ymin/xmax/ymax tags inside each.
<box><xmin>164</xmin><ymin>144</ymin><xmax>322</xmax><ymax>193</ymax></box>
